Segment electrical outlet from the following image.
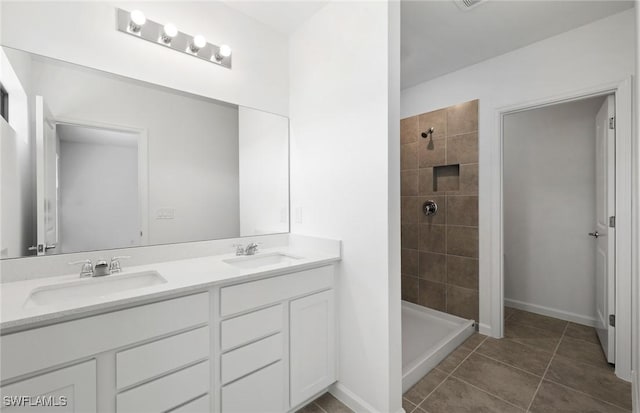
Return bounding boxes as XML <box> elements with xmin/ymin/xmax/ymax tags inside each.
<box><xmin>156</xmin><ymin>208</ymin><xmax>176</xmax><ymax>220</ymax></box>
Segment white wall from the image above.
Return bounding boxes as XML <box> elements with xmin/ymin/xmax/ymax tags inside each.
<box><xmin>0</xmin><ymin>1</ymin><xmax>289</xmax><ymax>116</ymax></box>
<box><xmin>0</xmin><ymin>48</ymin><xmax>34</xmax><ymax>258</ymax></box>
<box><xmin>21</xmin><ymin>54</ymin><xmax>240</xmax><ymax>245</ymax></box>
<box><xmin>503</xmin><ymin>97</ymin><xmax>604</xmax><ymax>325</ymax></box>
<box><xmin>59</xmin><ymin>138</ymin><xmax>140</xmax><ymax>253</ymax></box>
<box><xmin>401</xmin><ymin>9</ymin><xmax>636</xmax><ymax>334</ymax></box>
<box><xmin>238</xmin><ymin>107</ymin><xmax>289</xmax><ymax>236</ymax></box>
<box><xmin>289</xmin><ymin>1</ymin><xmax>402</xmax><ymax>412</ymax></box>
<box><xmin>632</xmin><ymin>3</ymin><xmax>639</xmax><ymax>409</ymax></box>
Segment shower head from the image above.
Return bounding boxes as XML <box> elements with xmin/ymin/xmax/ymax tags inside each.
<box><xmin>421</xmin><ymin>127</ymin><xmax>435</xmax><ymax>138</ymax></box>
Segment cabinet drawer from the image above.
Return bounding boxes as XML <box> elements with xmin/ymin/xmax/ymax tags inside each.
<box><xmin>221</xmin><ymin>304</ymin><xmax>282</xmax><ymax>351</ymax></box>
<box><xmin>220</xmin><ymin>266</ymin><xmax>333</xmax><ymax>316</ymax></box>
<box><xmin>168</xmin><ymin>394</ymin><xmax>210</xmax><ymax>413</ymax></box>
<box><xmin>117</xmin><ymin>361</ymin><xmax>209</xmax><ymax>413</ymax></box>
<box><xmin>221</xmin><ymin>333</ymin><xmax>282</xmax><ymax>385</ymax></box>
<box><xmin>221</xmin><ymin>361</ymin><xmax>284</xmax><ymax>413</ymax></box>
<box><xmin>116</xmin><ymin>326</ymin><xmax>209</xmax><ymax>389</ymax></box>
<box><xmin>1</xmin><ymin>293</ymin><xmax>209</xmax><ymax>381</ymax></box>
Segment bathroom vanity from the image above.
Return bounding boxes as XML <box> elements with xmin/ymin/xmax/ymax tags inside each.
<box><xmin>0</xmin><ymin>240</ymin><xmax>340</xmax><ymax>412</ymax></box>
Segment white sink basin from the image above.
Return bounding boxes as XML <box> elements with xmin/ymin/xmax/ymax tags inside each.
<box><xmin>24</xmin><ymin>271</ymin><xmax>167</xmax><ymax>308</ymax></box>
<box><xmin>223</xmin><ymin>252</ymin><xmax>301</xmax><ymax>269</ymax></box>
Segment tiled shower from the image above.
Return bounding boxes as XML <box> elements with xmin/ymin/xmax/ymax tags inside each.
<box><xmin>400</xmin><ymin>100</ymin><xmax>479</xmax><ymax>321</ymax></box>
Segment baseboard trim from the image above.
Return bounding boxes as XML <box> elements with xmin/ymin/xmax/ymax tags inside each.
<box><xmin>632</xmin><ymin>370</ymin><xmax>639</xmax><ymax>413</ymax></box>
<box><xmin>478</xmin><ymin>322</ymin><xmax>492</xmax><ymax>336</ymax></box>
<box><xmin>504</xmin><ymin>298</ymin><xmax>597</xmax><ymax>327</ymax></box>
<box><xmin>329</xmin><ymin>382</ymin><xmax>405</xmax><ymax>413</ymax></box>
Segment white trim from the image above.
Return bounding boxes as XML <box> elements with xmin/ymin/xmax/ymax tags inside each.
<box><xmin>504</xmin><ymin>298</ymin><xmax>597</xmax><ymax>327</ymax></box>
<box><xmin>53</xmin><ymin>116</ymin><xmax>150</xmax><ymax>246</ymax></box>
<box><xmin>329</xmin><ymin>383</ymin><xmax>386</xmax><ymax>413</ymax></box>
<box><xmin>493</xmin><ymin>78</ymin><xmax>634</xmax><ymax>382</ymax></box>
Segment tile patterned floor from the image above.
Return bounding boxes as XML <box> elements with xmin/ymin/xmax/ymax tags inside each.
<box><xmin>297</xmin><ymin>393</ymin><xmax>354</xmax><ymax>413</ymax></box>
<box><xmin>403</xmin><ymin>307</ymin><xmax>633</xmax><ymax>413</ymax></box>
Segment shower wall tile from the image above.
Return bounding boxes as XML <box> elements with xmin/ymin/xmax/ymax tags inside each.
<box><xmin>446</xmin><ymin>100</ymin><xmax>478</xmax><ymax>136</ymax></box>
<box><xmin>419</xmin><ymin>252</ymin><xmax>447</xmax><ymax>283</ymax></box>
<box><xmin>402</xmin><ymin>224</ymin><xmax>419</xmax><ymax>249</ymax></box>
<box><xmin>401</xmin><ymin>99</ymin><xmax>478</xmax><ymax>321</ymax></box>
<box><xmin>402</xmin><ymin>275</ymin><xmax>420</xmax><ymax>303</ymax></box>
<box><xmin>402</xmin><ymin>248</ymin><xmax>420</xmax><ymax>276</ymax></box>
<box><xmin>402</xmin><ymin>197</ymin><xmax>422</xmax><ymax>223</ymax></box>
<box><xmin>401</xmin><ymin>143</ymin><xmax>419</xmax><ymax>170</ymax></box>
<box><xmin>447</xmin><ymin>132</ymin><xmax>478</xmax><ymax>165</ymax></box>
<box><xmin>418</xmin><ymin>108</ymin><xmax>447</xmax><ymax>140</ymax></box>
<box><xmin>418</xmin><ymin>168</ymin><xmax>435</xmax><ymax>195</ymax></box>
<box><xmin>401</xmin><ymin>116</ymin><xmax>419</xmax><ymax>144</ymax></box>
<box><xmin>447</xmin><ymin>285</ymin><xmax>479</xmax><ymax>321</ymax></box>
<box><xmin>447</xmin><ymin>163</ymin><xmax>478</xmax><ymax>195</ymax></box>
<box><xmin>447</xmin><ymin>226</ymin><xmax>479</xmax><ymax>258</ymax></box>
<box><xmin>401</xmin><ymin>170</ymin><xmax>419</xmax><ymax>196</ymax></box>
<box><xmin>419</xmin><ymin>280</ymin><xmax>446</xmax><ymax>312</ymax></box>
<box><xmin>447</xmin><ymin>256</ymin><xmax>479</xmax><ymax>290</ymax></box>
<box><xmin>418</xmin><ymin>138</ymin><xmax>446</xmax><ymax>167</ymax></box>
<box><xmin>419</xmin><ymin>224</ymin><xmax>446</xmax><ymax>254</ymax></box>
<box><xmin>447</xmin><ymin>196</ymin><xmax>479</xmax><ymax>226</ymax></box>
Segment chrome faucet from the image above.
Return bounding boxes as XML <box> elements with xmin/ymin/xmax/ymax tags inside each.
<box><xmin>245</xmin><ymin>242</ymin><xmax>260</xmax><ymax>255</ymax></box>
<box><xmin>69</xmin><ymin>259</ymin><xmax>94</xmax><ymax>278</ymax></box>
<box><xmin>233</xmin><ymin>242</ymin><xmax>261</xmax><ymax>256</ymax></box>
<box><xmin>69</xmin><ymin>256</ymin><xmax>130</xmax><ymax>277</ymax></box>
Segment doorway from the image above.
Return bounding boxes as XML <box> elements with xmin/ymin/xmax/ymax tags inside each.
<box><xmin>503</xmin><ymin>95</ymin><xmax>615</xmax><ymax>363</ymax></box>
<box><xmin>496</xmin><ymin>79</ymin><xmax>633</xmax><ymax>382</ymax></box>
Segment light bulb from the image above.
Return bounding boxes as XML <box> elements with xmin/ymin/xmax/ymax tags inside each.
<box><xmin>163</xmin><ymin>23</ymin><xmax>178</xmax><ymax>38</ymax></box>
<box><xmin>218</xmin><ymin>44</ymin><xmax>232</xmax><ymax>58</ymax></box>
<box><xmin>193</xmin><ymin>35</ymin><xmax>206</xmax><ymax>49</ymax></box>
<box><xmin>130</xmin><ymin>10</ymin><xmax>146</xmax><ymax>26</ymax></box>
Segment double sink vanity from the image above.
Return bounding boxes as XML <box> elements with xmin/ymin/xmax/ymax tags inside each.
<box><xmin>0</xmin><ymin>236</ymin><xmax>341</xmax><ymax>413</ymax></box>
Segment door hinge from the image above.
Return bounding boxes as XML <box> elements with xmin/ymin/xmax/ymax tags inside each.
<box><xmin>609</xmin><ymin>117</ymin><xmax>615</xmax><ymax>129</ymax></box>
<box><xmin>609</xmin><ymin>216</ymin><xmax>616</xmax><ymax>228</ymax></box>
<box><xmin>609</xmin><ymin>314</ymin><xmax>616</xmax><ymax>327</ymax></box>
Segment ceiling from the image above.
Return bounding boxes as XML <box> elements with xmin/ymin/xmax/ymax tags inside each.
<box><xmin>221</xmin><ymin>0</ymin><xmax>633</xmax><ymax>89</ymax></box>
<box><xmin>401</xmin><ymin>0</ymin><xmax>634</xmax><ymax>89</ymax></box>
<box><xmin>221</xmin><ymin>1</ymin><xmax>328</xmax><ymax>35</ymax></box>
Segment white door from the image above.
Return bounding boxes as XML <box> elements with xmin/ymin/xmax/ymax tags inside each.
<box><xmin>0</xmin><ymin>360</ymin><xmax>96</xmax><ymax>412</ymax></box>
<box><xmin>34</xmin><ymin>96</ymin><xmax>59</xmax><ymax>256</ymax></box>
<box><xmin>289</xmin><ymin>289</ymin><xmax>336</xmax><ymax>407</ymax></box>
<box><xmin>594</xmin><ymin>95</ymin><xmax>615</xmax><ymax>363</ymax></box>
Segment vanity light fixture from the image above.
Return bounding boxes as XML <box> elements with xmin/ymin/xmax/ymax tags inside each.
<box><xmin>128</xmin><ymin>10</ymin><xmax>146</xmax><ymax>33</ymax></box>
<box><xmin>190</xmin><ymin>35</ymin><xmax>207</xmax><ymax>53</ymax></box>
<box><xmin>214</xmin><ymin>44</ymin><xmax>232</xmax><ymax>62</ymax></box>
<box><xmin>160</xmin><ymin>23</ymin><xmax>178</xmax><ymax>44</ymax></box>
<box><xmin>116</xmin><ymin>8</ymin><xmax>232</xmax><ymax>69</ymax></box>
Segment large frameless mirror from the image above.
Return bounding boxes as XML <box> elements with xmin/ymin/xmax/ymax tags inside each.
<box><xmin>0</xmin><ymin>46</ymin><xmax>289</xmax><ymax>259</ymax></box>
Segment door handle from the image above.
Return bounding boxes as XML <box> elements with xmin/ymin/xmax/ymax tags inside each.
<box><xmin>44</xmin><ymin>244</ymin><xmax>56</xmax><ymax>250</ymax></box>
<box><xmin>588</xmin><ymin>231</ymin><xmax>600</xmax><ymax>238</ymax></box>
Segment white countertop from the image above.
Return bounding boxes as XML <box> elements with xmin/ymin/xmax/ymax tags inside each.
<box><xmin>0</xmin><ymin>245</ymin><xmax>340</xmax><ymax>334</ymax></box>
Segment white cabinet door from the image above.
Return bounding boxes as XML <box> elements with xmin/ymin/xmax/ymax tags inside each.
<box><xmin>289</xmin><ymin>290</ymin><xmax>335</xmax><ymax>407</ymax></box>
<box><xmin>0</xmin><ymin>360</ymin><xmax>96</xmax><ymax>412</ymax></box>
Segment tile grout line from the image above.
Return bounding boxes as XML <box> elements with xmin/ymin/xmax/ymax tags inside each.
<box><xmin>312</xmin><ymin>401</ymin><xmax>329</xmax><ymax>413</ymax></box>
<box><xmin>450</xmin><ymin>376</ymin><xmax>528</xmax><ymax>412</ymax></box>
<box><xmin>525</xmin><ymin>321</ymin><xmax>568</xmax><ymax>412</ymax></box>
<box><xmin>415</xmin><ymin>335</ymin><xmax>488</xmax><ymax>410</ymax></box>
<box><xmin>542</xmin><ymin>378</ymin><xmax>632</xmax><ymax>412</ymax></box>
<box><xmin>472</xmin><ymin>350</ymin><xmax>545</xmax><ymax>378</ymax></box>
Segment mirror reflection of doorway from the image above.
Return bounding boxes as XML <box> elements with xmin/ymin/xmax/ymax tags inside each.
<box><xmin>56</xmin><ymin>123</ymin><xmax>142</xmax><ymax>253</ymax></box>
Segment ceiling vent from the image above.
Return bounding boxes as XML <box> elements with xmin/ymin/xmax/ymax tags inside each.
<box><xmin>454</xmin><ymin>0</ymin><xmax>487</xmax><ymax>11</ymax></box>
